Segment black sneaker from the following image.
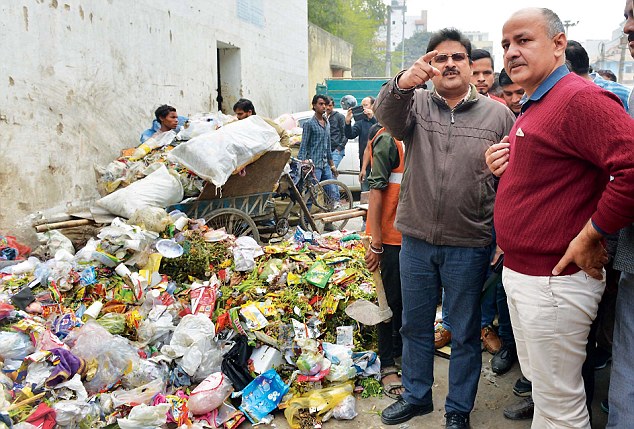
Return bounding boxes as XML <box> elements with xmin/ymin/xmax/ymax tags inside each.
<box><xmin>381</xmin><ymin>398</ymin><xmax>433</xmax><ymax>425</ymax></box>
<box><xmin>491</xmin><ymin>344</ymin><xmax>517</xmax><ymax>375</ymax></box>
<box><xmin>503</xmin><ymin>396</ymin><xmax>534</xmax><ymax>420</ymax></box>
<box><xmin>513</xmin><ymin>375</ymin><xmax>532</xmax><ymax>397</ymax></box>
<box><xmin>445</xmin><ymin>412</ymin><xmax>470</xmax><ymax>429</ymax></box>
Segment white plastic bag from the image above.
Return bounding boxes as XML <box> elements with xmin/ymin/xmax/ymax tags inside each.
<box><xmin>36</xmin><ymin>230</ymin><xmax>75</xmax><ymax>257</ymax></box>
<box><xmin>160</xmin><ymin>314</ymin><xmax>215</xmax><ymax>376</ymax></box>
<box><xmin>167</xmin><ymin>115</ymin><xmax>279</xmax><ymax>187</ymax></box>
<box><xmin>96</xmin><ymin>164</ymin><xmax>184</xmax><ymax>219</ymax></box>
<box><xmin>111</xmin><ymin>379</ymin><xmax>165</xmax><ymax>408</ymax></box>
<box><xmin>333</xmin><ymin>394</ymin><xmax>357</xmax><ymax>420</ymax></box>
<box><xmin>117</xmin><ymin>403</ymin><xmax>170</xmax><ymax>429</ymax></box>
<box><xmin>188</xmin><ymin>372</ymin><xmax>233</xmax><ymax>415</ymax></box>
<box><xmin>176</xmin><ymin>120</ymin><xmax>217</xmax><ymax>141</ymax></box>
<box><xmin>232</xmin><ymin>236</ymin><xmax>264</xmax><ymax>272</ymax></box>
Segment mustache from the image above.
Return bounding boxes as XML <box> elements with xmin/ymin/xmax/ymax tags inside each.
<box><xmin>507</xmin><ymin>60</ymin><xmax>524</xmax><ymax>69</ymax></box>
<box><xmin>629</xmin><ymin>33</ymin><xmax>634</xmax><ymax>42</ymax></box>
<box><xmin>442</xmin><ymin>67</ymin><xmax>459</xmax><ymax>76</ymax></box>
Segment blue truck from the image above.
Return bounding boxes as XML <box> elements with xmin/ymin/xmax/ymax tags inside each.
<box><xmin>315</xmin><ymin>77</ymin><xmax>389</xmax><ymax>107</ymax></box>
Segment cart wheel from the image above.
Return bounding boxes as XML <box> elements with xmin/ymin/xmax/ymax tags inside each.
<box><xmin>204</xmin><ymin>208</ymin><xmax>260</xmax><ymax>243</ymax></box>
<box><xmin>275</xmin><ymin>218</ymin><xmax>290</xmax><ymax>236</ymax></box>
<box><xmin>300</xmin><ymin>179</ymin><xmax>353</xmax><ymax>233</ymax></box>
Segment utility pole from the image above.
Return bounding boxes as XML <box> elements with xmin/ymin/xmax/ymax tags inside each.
<box><xmin>562</xmin><ymin>20</ymin><xmax>579</xmax><ymax>36</ymax></box>
<box><xmin>618</xmin><ymin>33</ymin><xmax>627</xmax><ymax>82</ymax></box>
<box><xmin>385</xmin><ymin>5</ymin><xmax>392</xmax><ymax>77</ymax></box>
<box><xmin>401</xmin><ymin>1</ymin><xmax>407</xmax><ymax>70</ymax></box>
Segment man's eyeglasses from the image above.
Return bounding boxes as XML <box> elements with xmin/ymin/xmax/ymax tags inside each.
<box><xmin>432</xmin><ymin>52</ymin><xmax>469</xmax><ymax>63</ymax></box>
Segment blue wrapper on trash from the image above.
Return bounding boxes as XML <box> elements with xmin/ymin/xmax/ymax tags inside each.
<box><xmin>237</xmin><ymin>368</ymin><xmax>289</xmax><ymax>423</ymax></box>
<box><xmin>293</xmin><ymin>226</ymin><xmax>316</xmax><ymax>244</ymax></box>
<box><xmin>79</xmin><ymin>266</ymin><xmax>97</xmax><ymax>286</ymax></box>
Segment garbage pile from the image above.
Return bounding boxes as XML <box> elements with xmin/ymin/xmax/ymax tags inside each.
<box><xmin>0</xmin><ymin>213</ymin><xmax>381</xmax><ymax>429</ymax></box>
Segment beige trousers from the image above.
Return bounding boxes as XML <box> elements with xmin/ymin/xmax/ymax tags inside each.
<box><xmin>503</xmin><ymin>267</ymin><xmax>605</xmax><ymax>429</ymax></box>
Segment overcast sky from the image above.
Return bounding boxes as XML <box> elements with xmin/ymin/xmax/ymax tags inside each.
<box><xmin>400</xmin><ymin>0</ymin><xmax>627</xmax><ymax>69</ymax></box>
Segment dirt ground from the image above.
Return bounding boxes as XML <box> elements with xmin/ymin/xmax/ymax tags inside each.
<box><xmin>261</xmin><ymin>351</ymin><xmax>611</xmax><ymax>429</ymax></box>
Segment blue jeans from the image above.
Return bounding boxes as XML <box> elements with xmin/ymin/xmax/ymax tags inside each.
<box><xmin>331</xmin><ymin>149</ymin><xmax>344</xmax><ymax>168</ymax></box>
<box><xmin>313</xmin><ymin>166</ymin><xmax>337</xmax><ymax>202</ymax></box>
<box><xmin>400</xmin><ymin>235</ymin><xmax>489</xmax><ymax>414</ymax></box>
<box><xmin>607</xmin><ymin>271</ymin><xmax>634</xmax><ymax>427</ymax></box>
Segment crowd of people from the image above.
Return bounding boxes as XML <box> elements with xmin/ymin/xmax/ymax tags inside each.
<box><xmin>361</xmin><ymin>5</ymin><xmax>633</xmax><ymax>429</ymax></box>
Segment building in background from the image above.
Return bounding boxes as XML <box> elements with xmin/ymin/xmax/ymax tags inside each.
<box><xmin>587</xmin><ymin>27</ymin><xmax>633</xmax><ymax>85</ymax></box>
<box><xmin>378</xmin><ymin>1</ymin><xmax>427</xmax><ymax>53</ymax></box>
<box><xmin>308</xmin><ymin>23</ymin><xmax>353</xmax><ymax>102</ymax></box>
<box><xmin>0</xmin><ymin>0</ymin><xmax>309</xmax><ymax>239</ymax></box>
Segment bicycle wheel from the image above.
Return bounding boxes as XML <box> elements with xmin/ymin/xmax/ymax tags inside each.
<box><xmin>300</xmin><ymin>179</ymin><xmax>353</xmax><ymax>232</ymax></box>
<box><xmin>204</xmin><ymin>208</ymin><xmax>260</xmax><ymax>243</ymax></box>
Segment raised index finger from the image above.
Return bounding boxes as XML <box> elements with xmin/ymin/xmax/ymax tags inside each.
<box><xmin>420</xmin><ymin>50</ymin><xmax>438</xmax><ymax>63</ymax></box>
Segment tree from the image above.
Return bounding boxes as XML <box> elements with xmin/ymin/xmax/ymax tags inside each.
<box><xmin>308</xmin><ymin>0</ymin><xmax>387</xmax><ymax>76</ymax></box>
<box><xmin>392</xmin><ymin>31</ymin><xmax>433</xmax><ymax>74</ymax></box>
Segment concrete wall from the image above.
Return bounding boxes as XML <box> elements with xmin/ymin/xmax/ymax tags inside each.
<box><xmin>0</xmin><ymin>0</ymin><xmax>308</xmax><ymax>240</ymax></box>
<box><xmin>308</xmin><ymin>23</ymin><xmax>352</xmax><ymax>104</ymax></box>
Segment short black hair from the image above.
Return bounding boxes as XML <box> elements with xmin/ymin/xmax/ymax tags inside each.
<box><xmin>368</xmin><ymin>123</ymin><xmax>383</xmax><ymax>142</ymax></box>
<box><xmin>498</xmin><ymin>68</ymin><xmax>515</xmax><ymax>87</ymax></box>
<box><xmin>597</xmin><ymin>69</ymin><xmax>617</xmax><ymax>82</ymax></box>
<box><xmin>427</xmin><ymin>28</ymin><xmax>472</xmax><ymax>58</ymax></box>
<box><xmin>565</xmin><ymin>40</ymin><xmax>590</xmax><ymax>76</ymax></box>
<box><xmin>155</xmin><ymin>104</ymin><xmax>176</xmax><ymax>121</ymax></box>
<box><xmin>471</xmin><ymin>49</ymin><xmax>494</xmax><ymax>69</ymax></box>
<box><xmin>312</xmin><ymin>94</ymin><xmax>329</xmax><ymax>106</ymax></box>
<box><xmin>327</xmin><ymin>96</ymin><xmax>335</xmax><ymax>105</ymax></box>
<box><xmin>233</xmin><ymin>98</ymin><xmax>256</xmax><ymax>115</ymax></box>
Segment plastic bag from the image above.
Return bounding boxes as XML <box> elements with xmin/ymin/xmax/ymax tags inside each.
<box><xmin>221</xmin><ymin>335</ymin><xmax>254</xmax><ymax>391</ymax></box>
<box><xmin>332</xmin><ymin>394</ymin><xmax>357</xmax><ymax>420</ymax></box>
<box><xmin>176</xmin><ymin>120</ymin><xmax>216</xmax><ymax>141</ymax></box>
<box><xmin>233</xmin><ymin>236</ymin><xmax>264</xmax><ymax>272</ymax></box>
<box><xmin>0</xmin><ymin>331</ymin><xmax>34</xmax><ymax>369</ymax></box>
<box><xmin>188</xmin><ymin>372</ymin><xmax>233</xmax><ymax>415</ymax></box>
<box><xmin>238</xmin><ymin>368</ymin><xmax>289</xmax><ymax>424</ymax></box>
<box><xmin>53</xmin><ymin>400</ymin><xmax>101</xmax><ymax>429</ymax></box>
<box><xmin>123</xmin><ymin>360</ymin><xmax>168</xmax><ymax>389</ymax></box>
<box><xmin>36</xmin><ymin>230</ymin><xmax>75</xmax><ymax>257</ymax></box>
<box><xmin>96</xmin><ymin>312</ymin><xmax>126</xmax><ymax>334</ymax></box>
<box><xmin>160</xmin><ymin>314</ymin><xmax>215</xmax><ymax>376</ymax></box>
<box><xmin>112</xmin><ymin>379</ymin><xmax>165</xmax><ymax>408</ymax></box>
<box><xmin>136</xmin><ymin>306</ymin><xmax>174</xmax><ymax>346</ymax></box>
<box><xmin>117</xmin><ymin>403</ymin><xmax>170</xmax><ymax>429</ymax></box>
<box><xmin>323</xmin><ymin>343</ymin><xmax>355</xmax><ymax>382</ymax></box>
<box><xmin>128</xmin><ymin>207</ymin><xmax>173</xmax><ymax>233</ymax></box>
<box><xmin>65</xmin><ymin>321</ymin><xmax>139</xmax><ymax>393</ymax></box>
<box><xmin>284</xmin><ymin>382</ymin><xmax>354</xmax><ymax>429</ymax></box>
<box><xmin>167</xmin><ymin>115</ymin><xmax>279</xmax><ymax>187</ymax></box>
<box><xmin>96</xmin><ymin>164</ymin><xmax>184</xmax><ymax>219</ymax></box>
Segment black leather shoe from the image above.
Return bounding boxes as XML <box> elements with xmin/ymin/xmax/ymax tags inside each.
<box><xmin>491</xmin><ymin>344</ymin><xmax>517</xmax><ymax>375</ymax></box>
<box><xmin>513</xmin><ymin>375</ymin><xmax>532</xmax><ymax>397</ymax></box>
<box><xmin>503</xmin><ymin>396</ymin><xmax>534</xmax><ymax>420</ymax></box>
<box><xmin>381</xmin><ymin>398</ymin><xmax>433</xmax><ymax>425</ymax></box>
<box><xmin>445</xmin><ymin>411</ymin><xmax>470</xmax><ymax>428</ymax></box>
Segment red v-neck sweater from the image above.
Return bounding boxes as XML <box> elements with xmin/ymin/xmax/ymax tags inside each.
<box><xmin>495</xmin><ymin>73</ymin><xmax>634</xmax><ymax>276</ymax></box>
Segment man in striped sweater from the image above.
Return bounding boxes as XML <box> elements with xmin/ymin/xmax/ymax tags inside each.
<box><xmin>486</xmin><ymin>7</ymin><xmax>634</xmax><ymax>428</ymax></box>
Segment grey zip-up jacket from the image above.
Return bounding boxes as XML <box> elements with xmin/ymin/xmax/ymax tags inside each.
<box><xmin>374</xmin><ymin>78</ymin><xmax>515</xmax><ymax>247</ymax></box>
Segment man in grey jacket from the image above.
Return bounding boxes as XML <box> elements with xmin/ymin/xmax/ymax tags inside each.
<box><xmin>373</xmin><ymin>28</ymin><xmax>515</xmax><ymax>429</ymax></box>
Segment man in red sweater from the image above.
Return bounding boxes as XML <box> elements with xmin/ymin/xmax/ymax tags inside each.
<box><xmin>486</xmin><ymin>7</ymin><xmax>634</xmax><ymax>428</ymax></box>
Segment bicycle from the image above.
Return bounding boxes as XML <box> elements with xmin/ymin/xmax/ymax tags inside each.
<box><xmin>272</xmin><ymin>158</ymin><xmax>353</xmax><ymax>234</ymax></box>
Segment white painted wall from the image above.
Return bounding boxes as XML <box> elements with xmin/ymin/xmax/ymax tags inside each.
<box><xmin>0</xmin><ymin>0</ymin><xmax>308</xmax><ymax>240</ymax></box>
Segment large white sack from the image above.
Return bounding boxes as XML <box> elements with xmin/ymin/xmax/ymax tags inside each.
<box><xmin>167</xmin><ymin>115</ymin><xmax>279</xmax><ymax>187</ymax></box>
<box><xmin>96</xmin><ymin>164</ymin><xmax>184</xmax><ymax>219</ymax></box>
